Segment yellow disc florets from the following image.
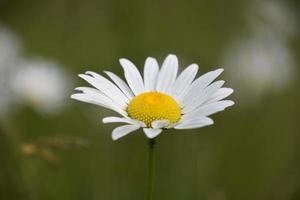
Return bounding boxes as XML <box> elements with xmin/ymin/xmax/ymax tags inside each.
<box><xmin>127</xmin><ymin>92</ymin><xmax>181</xmax><ymax>127</ymax></box>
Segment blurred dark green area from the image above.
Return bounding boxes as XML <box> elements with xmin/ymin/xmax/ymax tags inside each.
<box><xmin>0</xmin><ymin>0</ymin><xmax>300</xmax><ymax>199</ymax></box>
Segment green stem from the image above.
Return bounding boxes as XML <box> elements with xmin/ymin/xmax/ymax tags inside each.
<box><xmin>146</xmin><ymin>139</ymin><xmax>156</xmax><ymax>200</ymax></box>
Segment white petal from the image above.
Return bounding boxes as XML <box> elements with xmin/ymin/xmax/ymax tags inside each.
<box><xmin>74</xmin><ymin>87</ymin><xmax>114</xmax><ymax>107</ymax></box>
<box><xmin>85</xmin><ymin>71</ymin><xmax>103</xmax><ymax>79</ymax></box>
<box><xmin>179</xmin><ymin>68</ymin><xmax>223</xmax><ymax>105</ymax></box>
<box><xmin>182</xmin><ymin>80</ymin><xmax>225</xmax><ymax>114</ymax></box>
<box><xmin>174</xmin><ymin>117</ymin><xmax>214</xmax><ymax>129</ymax></box>
<box><xmin>104</xmin><ymin>71</ymin><xmax>134</xmax><ymax>100</ymax></box>
<box><xmin>204</xmin><ymin>88</ymin><xmax>234</xmax><ymax>104</ymax></box>
<box><xmin>79</xmin><ymin>73</ymin><xmax>128</xmax><ymax>107</ymax></box>
<box><xmin>71</xmin><ymin>93</ymin><xmax>127</xmax><ymax>116</ymax></box>
<box><xmin>182</xmin><ymin>100</ymin><xmax>235</xmax><ymax>121</ymax></box>
<box><xmin>151</xmin><ymin>120</ymin><xmax>169</xmax><ymax>129</ymax></box>
<box><xmin>143</xmin><ymin>128</ymin><xmax>162</xmax><ymax>139</ymax></box>
<box><xmin>102</xmin><ymin>116</ymin><xmax>146</xmax><ymax>127</ymax></box>
<box><xmin>71</xmin><ymin>93</ymin><xmax>110</xmax><ymax>108</ymax></box>
<box><xmin>156</xmin><ymin>54</ymin><xmax>178</xmax><ymax>93</ymax></box>
<box><xmin>171</xmin><ymin>63</ymin><xmax>198</xmax><ymax>100</ymax></box>
<box><xmin>112</xmin><ymin>125</ymin><xmax>140</xmax><ymax>140</ymax></box>
<box><xmin>72</xmin><ymin>89</ymin><xmax>111</xmax><ymax>106</ymax></box>
<box><xmin>103</xmin><ymin>117</ymin><xmax>135</xmax><ymax>124</ymax></box>
<box><xmin>143</xmin><ymin>57</ymin><xmax>159</xmax><ymax>91</ymax></box>
<box><xmin>73</xmin><ymin>87</ymin><xmax>127</xmax><ymax>116</ymax></box>
<box><xmin>75</xmin><ymin>86</ymin><xmax>101</xmax><ymax>94</ymax></box>
<box><xmin>119</xmin><ymin>58</ymin><xmax>144</xmax><ymax>95</ymax></box>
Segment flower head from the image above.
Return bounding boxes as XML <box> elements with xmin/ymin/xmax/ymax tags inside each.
<box><xmin>72</xmin><ymin>54</ymin><xmax>234</xmax><ymax>140</ymax></box>
<box><xmin>10</xmin><ymin>59</ymin><xmax>69</xmax><ymax>114</ymax></box>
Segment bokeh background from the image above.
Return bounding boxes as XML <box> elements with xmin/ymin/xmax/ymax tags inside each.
<box><xmin>0</xmin><ymin>0</ymin><xmax>300</xmax><ymax>199</ymax></box>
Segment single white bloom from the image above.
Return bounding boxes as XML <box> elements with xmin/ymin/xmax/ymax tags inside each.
<box><xmin>72</xmin><ymin>54</ymin><xmax>234</xmax><ymax>140</ymax></box>
<box><xmin>222</xmin><ymin>32</ymin><xmax>295</xmax><ymax>104</ymax></box>
<box><xmin>222</xmin><ymin>0</ymin><xmax>296</xmax><ymax>105</ymax></box>
<box><xmin>10</xmin><ymin>59</ymin><xmax>69</xmax><ymax>114</ymax></box>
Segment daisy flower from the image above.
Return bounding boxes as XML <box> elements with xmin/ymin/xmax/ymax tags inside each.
<box><xmin>10</xmin><ymin>59</ymin><xmax>69</xmax><ymax>114</ymax></box>
<box><xmin>71</xmin><ymin>54</ymin><xmax>234</xmax><ymax>140</ymax></box>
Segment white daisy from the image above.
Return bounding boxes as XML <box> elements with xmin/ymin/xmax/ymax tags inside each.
<box><xmin>71</xmin><ymin>54</ymin><xmax>234</xmax><ymax>140</ymax></box>
<box><xmin>10</xmin><ymin>59</ymin><xmax>69</xmax><ymax>114</ymax></box>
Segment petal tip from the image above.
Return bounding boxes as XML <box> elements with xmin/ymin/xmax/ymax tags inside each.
<box><xmin>112</xmin><ymin>131</ymin><xmax>121</xmax><ymax>140</ymax></box>
<box><xmin>119</xmin><ymin>58</ymin><xmax>128</xmax><ymax>64</ymax></box>
<box><xmin>74</xmin><ymin>87</ymin><xmax>84</xmax><ymax>91</ymax></box>
<box><xmin>146</xmin><ymin>56</ymin><xmax>155</xmax><ymax>61</ymax></box>
<box><xmin>216</xmin><ymin>68</ymin><xmax>224</xmax><ymax>73</ymax></box>
<box><xmin>191</xmin><ymin>63</ymin><xmax>199</xmax><ymax>70</ymax></box>
<box><xmin>219</xmin><ymin>80</ymin><xmax>225</xmax><ymax>84</ymax></box>
<box><xmin>224</xmin><ymin>100</ymin><xmax>235</xmax><ymax>108</ymax></box>
<box><xmin>143</xmin><ymin>128</ymin><xmax>162</xmax><ymax>139</ymax></box>
<box><xmin>70</xmin><ymin>94</ymin><xmax>78</xmax><ymax>99</ymax></box>
<box><xmin>167</xmin><ymin>53</ymin><xmax>177</xmax><ymax>57</ymax></box>
<box><xmin>112</xmin><ymin>134</ymin><xmax>118</xmax><ymax>141</ymax></box>
<box><xmin>167</xmin><ymin>54</ymin><xmax>178</xmax><ymax>61</ymax></box>
<box><xmin>78</xmin><ymin>74</ymin><xmax>87</xmax><ymax>79</ymax></box>
<box><xmin>207</xmin><ymin>118</ymin><xmax>214</xmax><ymax>125</ymax></box>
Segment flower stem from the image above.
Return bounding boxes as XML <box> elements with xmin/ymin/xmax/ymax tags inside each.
<box><xmin>146</xmin><ymin>139</ymin><xmax>156</xmax><ymax>200</ymax></box>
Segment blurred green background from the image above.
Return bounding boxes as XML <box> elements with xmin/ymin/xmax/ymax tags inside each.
<box><xmin>0</xmin><ymin>0</ymin><xmax>300</xmax><ymax>199</ymax></box>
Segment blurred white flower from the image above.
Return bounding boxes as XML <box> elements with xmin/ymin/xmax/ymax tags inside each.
<box><xmin>10</xmin><ymin>59</ymin><xmax>69</xmax><ymax>114</ymax></box>
<box><xmin>222</xmin><ymin>0</ymin><xmax>297</xmax><ymax>104</ymax></box>
<box><xmin>223</xmin><ymin>34</ymin><xmax>295</xmax><ymax>101</ymax></box>
<box><xmin>0</xmin><ymin>25</ymin><xmax>70</xmax><ymax>117</ymax></box>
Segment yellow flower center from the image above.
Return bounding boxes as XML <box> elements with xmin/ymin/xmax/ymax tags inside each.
<box><xmin>127</xmin><ymin>92</ymin><xmax>181</xmax><ymax>127</ymax></box>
